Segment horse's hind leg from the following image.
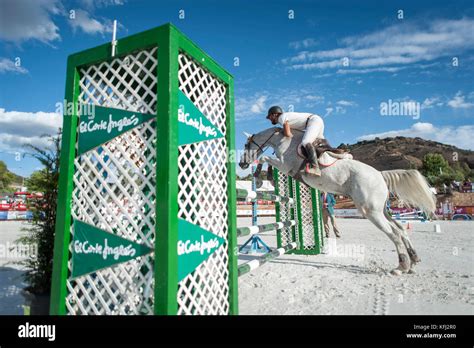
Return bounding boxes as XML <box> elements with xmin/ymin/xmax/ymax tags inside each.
<box><xmin>387</xmin><ymin>213</ymin><xmax>421</xmax><ymax>267</ymax></box>
<box><xmin>365</xmin><ymin>210</ymin><xmax>411</xmax><ymax>275</ymax></box>
<box><xmin>401</xmin><ymin>232</ymin><xmax>421</xmax><ymax>265</ymax></box>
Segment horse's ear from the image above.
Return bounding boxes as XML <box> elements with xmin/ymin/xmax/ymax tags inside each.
<box><xmin>243</xmin><ymin>131</ymin><xmax>252</xmax><ymax>139</ymax></box>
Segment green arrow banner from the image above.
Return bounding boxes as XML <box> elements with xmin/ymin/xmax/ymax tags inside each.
<box><xmin>77</xmin><ymin>105</ymin><xmax>155</xmax><ymax>154</ymax></box>
<box><xmin>177</xmin><ymin>219</ymin><xmax>224</xmax><ymax>282</ymax></box>
<box><xmin>178</xmin><ymin>90</ymin><xmax>224</xmax><ymax>145</ymax></box>
<box><xmin>71</xmin><ymin>220</ymin><xmax>153</xmax><ymax>279</ymax></box>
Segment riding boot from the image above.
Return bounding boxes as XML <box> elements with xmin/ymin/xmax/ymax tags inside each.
<box><xmin>253</xmin><ymin>163</ymin><xmax>263</xmax><ymax>188</ymax></box>
<box><xmin>267</xmin><ymin>165</ymin><xmax>274</xmax><ymax>186</ymax></box>
<box><xmin>304</xmin><ymin>143</ymin><xmax>321</xmax><ymax>176</ymax></box>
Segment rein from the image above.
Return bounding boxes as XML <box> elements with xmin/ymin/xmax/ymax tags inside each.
<box><xmin>246</xmin><ymin>130</ymin><xmax>277</xmax><ymax>158</ymax></box>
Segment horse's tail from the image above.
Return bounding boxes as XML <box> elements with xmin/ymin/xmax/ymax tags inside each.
<box><xmin>381</xmin><ymin>169</ymin><xmax>437</xmax><ymax>218</ymax></box>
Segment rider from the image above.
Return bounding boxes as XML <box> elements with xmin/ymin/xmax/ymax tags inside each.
<box><xmin>266</xmin><ymin>106</ymin><xmax>325</xmax><ymax>176</ymax></box>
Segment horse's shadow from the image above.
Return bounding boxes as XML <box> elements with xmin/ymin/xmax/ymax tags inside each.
<box><xmin>271</xmin><ymin>258</ymin><xmax>377</xmax><ymax>275</ymax></box>
<box><xmin>238</xmin><ymin>254</ymin><xmax>377</xmax><ymax>275</ymax></box>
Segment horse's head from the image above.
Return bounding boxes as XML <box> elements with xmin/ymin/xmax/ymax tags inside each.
<box><xmin>238</xmin><ymin>127</ymin><xmax>282</xmax><ymax>169</ymax></box>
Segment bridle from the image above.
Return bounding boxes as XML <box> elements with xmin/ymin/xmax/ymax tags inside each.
<box><xmin>245</xmin><ymin>130</ymin><xmax>277</xmax><ymax>160</ymax></box>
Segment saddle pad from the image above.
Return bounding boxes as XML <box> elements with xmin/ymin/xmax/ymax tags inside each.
<box><xmin>318</xmin><ymin>151</ymin><xmax>353</xmax><ymax>167</ymax></box>
<box><xmin>297</xmin><ymin>145</ymin><xmax>353</xmax><ymax>167</ymax></box>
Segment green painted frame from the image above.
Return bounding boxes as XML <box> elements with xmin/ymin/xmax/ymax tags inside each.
<box><xmin>50</xmin><ymin>23</ymin><xmax>238</xmax><ymax>315</ymax></box>
<box><xmin>273</xmin><ymin>169</ymin><xmax>323</xmax><ymax>255</ymax></box>
<box><xmin>311</xmin><ymin>188</ymin><xmax>325</xmax><ymax>252</ymax></box>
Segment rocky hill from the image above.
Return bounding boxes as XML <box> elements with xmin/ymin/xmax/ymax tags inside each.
<box><xmin>338</xmin><ymin>137</ymin><xmax>474</xmax><ymax>171</ymax></box>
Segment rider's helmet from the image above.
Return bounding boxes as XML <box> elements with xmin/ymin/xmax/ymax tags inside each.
<box><xmin>267</xmin><ymin>106</ymin><xmax>283</xmax><ymax>117</ymax></box>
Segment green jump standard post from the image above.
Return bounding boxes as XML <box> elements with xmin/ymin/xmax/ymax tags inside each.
<box><xmin>50</xmin><ymin>23</ymin><xmax>238</xmax><ymax>315</ymax></box>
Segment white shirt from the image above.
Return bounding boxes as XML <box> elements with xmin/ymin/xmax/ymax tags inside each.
<box><xmin>278</xmin><ymin>112</ymin><xmax>315</xmax><ymax>130</ymax></box>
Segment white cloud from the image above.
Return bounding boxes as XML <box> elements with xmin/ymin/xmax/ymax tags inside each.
<box><xmin>235</xmin><ymin>94</ymin><xmax>268</xmax><ymax>120</ymax></box>
<box><xmin>0</xmin><ymin>108</ymin><xmax>62</xmax><ymax>152</ymax></box>
<box><xmin>235</xmin><ymin>90</ymin><xmax>326</xmax><ymax>120</ymax></box>
<box><xmin>304</xmin><ymin>95</ymin><xmax>325</xmax><ymax>104</ymax></box>
<box><xmin>284</xmin><ymin>18</ymin><xmax>474</xmax><ymax>73</ymax></box>
<box><xmin>289</xmin><ymin>38</ymin><xmax>318</xmax><ymax>50</ymax></box>
<box><xmin>324</xmin><ymin>107</ymin><xmax>334</xmax><ymax>117</ymax></box>
<box><xmin>290</xmin><ymin>58</ymin><xmax>344</xmax><ymax>70</ymax></box>
<box><xmin>421</xmin><ymin>97</ymin><xmax>442</xmax><ymax>109</ymax></box>
<box><xmin>0</xmin><ymin>0</ymin><xmax>124</xmax><ymax>44</ymax></box>
<box><xmin>447</xmin><ymin>91</ymin><xmax>474</xmax><ymax>109</ymax></box>
<box><xmin>0</xmin><ymin>0</ymin><xmax>62</xmax><ymax>44</ymax></box>
<box><xmin>0</xmin><ymin>58</ymin><xmax>28</xmax><ymax>74</ymax></box>
<box><xmin>337</xmin><ymin>100</ymin><xmax>357</xmax><ymax>107</ymax></box>
<box><xmin>313</xmin><ymin>73</ymin><xmax>334</xmax><ymax>79</ymax></box>
<box><xmin>79</xmin><ymin>0</ymin><xmax>125</xmax><ymax>10</ymax></box>
<box><xmin>358</xmin><ymin>122</ymin><xmax>474</xmax><ymax>150</ymax></box>
<box><xmin>69</xmin><ymin>9</ymin><xmax>115</xmax><ymax>35</ymax></box>
<box><xmin>250</xmin><ymin>96</ymin><xmax>268</xmax><ymax>114</ymax></box>
<box><xmin>336</xmin><ymin>67</ymin><xmax>406</xmax><ymax>74</ymax></box>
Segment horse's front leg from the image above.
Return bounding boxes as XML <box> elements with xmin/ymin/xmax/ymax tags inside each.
<box><xmin>259</xmin><ymin>156</ymin><xmax>291</xmax><ymax>175</ymax></box>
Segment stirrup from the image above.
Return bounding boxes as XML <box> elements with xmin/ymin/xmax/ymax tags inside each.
<box><xmin>304</xmin><ymin>162</ymin><xmax>321</xmax><ymax>176</ymax></box>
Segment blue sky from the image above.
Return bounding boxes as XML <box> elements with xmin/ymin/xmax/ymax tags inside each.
<box><xmin>0</xmin><ymin>0</ymin><xmax>473</xmax><ymax>177</ymax></box>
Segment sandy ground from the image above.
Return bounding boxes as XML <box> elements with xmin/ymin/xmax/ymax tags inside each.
<box><xmin>0</xmin><ymin>219</ymin><xmax>472</xmax><ymax>315</ymax></box>
<box><xmin>0</xmin><ymin>221</ymin><xmax>29</xmax><ymax>315</ymax></box>
<box><xmin>238</xmin><ymin>217</ymin><xmax>473</xmax><ymax>315</ymax></box>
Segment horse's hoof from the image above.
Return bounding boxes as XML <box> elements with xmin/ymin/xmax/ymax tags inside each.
<box><xmin>408</xmin><ymin>269</ymin><xmax>416</xmax><ymax>274</ymax></box>
<box><xmin>390</xmin><ymin>269</ymin><xmax>403</xmax><ymax>276</ymax></box>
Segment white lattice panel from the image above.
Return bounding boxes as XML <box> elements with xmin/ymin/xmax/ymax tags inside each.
<box><xmin>66</xmin><ymin>47</ymin><xmax>158</xmax><ymax>315</ymax></box>
<box><xmin>176</xmin><ymin>53</ymin><xmax>230</xmax><ymax>315</ymax></box>
<box><xmin>276</xmin><ymin>172</ymin><xmax>320</xmax><ymax>251</ymax></box>
<box><xmin>299</xmin><ymin>184</ymin><xmax>317</xmax><ymax>250</ymax></box>
<box><xmin>79</xmin><ymin>47</ymin><xmax>158</xmax><ymax>114</ymax></box>
<box><xmin>314</xmin><ymin>190</ymin><xmax>324</xmax><ymax>246</ymax></box>
<box><xmin>277</xmin><ymin>172</ymin><xmax>295</xmax><ymax>246</ymax></box>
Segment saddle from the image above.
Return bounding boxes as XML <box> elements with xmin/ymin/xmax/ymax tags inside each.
<box><xmin>253</xmin><ymin>139</ymin><xmax>352</xmax><ymax>188</ymax></box>
<box><xmin>298</xmin><ymin>139</ymin><xmax>353</xmax><ymax>168</ymax></box>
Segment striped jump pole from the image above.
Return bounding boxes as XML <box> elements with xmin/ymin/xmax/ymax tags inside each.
<box><xmin>237</xmin><ymin>242</ymin><xmax>297</xmax><ymax>277</ymax></box>
<box><xmin>236</xmin><ymin>220</ymin><xmax>296</xmax><ymax>238</ymax></box>
<box><xmin>236</xmin><ymin>188</ymin><xmax>294</xmax><ymax>205</ymax></box>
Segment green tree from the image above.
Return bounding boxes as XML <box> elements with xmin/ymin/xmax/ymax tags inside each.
<box><xmin>421</xmin><ymin>153</ymin><xmax>456</xmax><ymax>186</ymax></box>
<box><xmin>25</xmin><ymin>169</ymin><xmax>50</xmax><ymax>193</ymax></box>
<box><xmin>452</xmin><ymin>161</ymin><xmax>473</xmax><ymax>181</ymax></box>
<box><xmin>422</xmin><ymin>153</ymin><xmax>450</xmax><ymax>177</ymax></box>
<box><xmin>0</xmin><ymin>160</ymin><xmax>15</xmax><ymax>190</ymax></box>
<box><xmin>16</xmin><ymin>130</ymin><xmax>61</xmax><ymax>294</ymax></box>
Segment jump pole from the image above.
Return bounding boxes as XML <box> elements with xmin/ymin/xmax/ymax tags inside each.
<box><xmin>236</xmin><ymin>220</ymin><xmax>296</xmax><ymax>237</ymax></box>
<box><xmin>236</xmin><ymin>188</ymin><xmax>295</xmax><ymax>204</ymax></box>
<box><xmin>240</xmin><ymin>163</ymin><xmax>271</xmax><ymax>253</ymax></box>
<box><xmin>237</xmin><ymin>243</ymin><xmax>297</xmax><ymax>277</ymax></box>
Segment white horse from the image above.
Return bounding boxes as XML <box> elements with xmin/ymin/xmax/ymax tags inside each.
<box><xmin>239</xmin><ymin>127</ymin><xmax>437</xmax><ymax>275</ymax></box>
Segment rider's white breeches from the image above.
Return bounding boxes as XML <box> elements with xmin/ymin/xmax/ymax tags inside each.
<box><xmin>301</xmin><ymin>115</ymin><xmax>325</xmax><ymax>146</ymax></box>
